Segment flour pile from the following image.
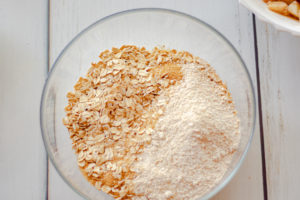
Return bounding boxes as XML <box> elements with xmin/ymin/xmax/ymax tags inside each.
<box><xmin>131</xmin><ymin>63</ymin><xmax>240</xmax><ymax>200</ymax></box>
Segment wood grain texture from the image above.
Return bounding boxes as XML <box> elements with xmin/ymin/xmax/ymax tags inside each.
<box><xmin>0</xmin><ymin>0</ymin><xmax>48</xmax><ymax>199</ymax></box>
<box><xmin>49</xmin><ymin>1</ymin><xmax>264</xmax><ymax>199</ymax></box>
<box><xmin>256</xmin><ymin>19</ymin><xmax>300</xmax><ymax>200</ymax></box>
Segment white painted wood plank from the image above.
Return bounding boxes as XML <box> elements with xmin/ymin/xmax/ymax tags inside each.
<box><xmin>49</xmin><ymin>1</ymin><xmax>264</xmax><ymax>199</ymax></box>
<box><xmin>0</xmin><ymin>0</ymin><xmax>48</xmax><ymax>199</ymax></box>
<box><xmin>256</xmin><ymin>20</ymin><xmax>300</xmax><ymax>200</ymax></box>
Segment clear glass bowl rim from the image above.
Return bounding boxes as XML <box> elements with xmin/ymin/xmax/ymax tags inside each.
<box><xmin>40</xmin><ymin>8</ymin><xmax>256</xmax><ymax>200</ymax></box>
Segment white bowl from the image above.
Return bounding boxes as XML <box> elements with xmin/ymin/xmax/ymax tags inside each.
<box><xmin>240</xmin><ymin>0</ymin><xmax>300</xmax><ymax>36</ymax></box>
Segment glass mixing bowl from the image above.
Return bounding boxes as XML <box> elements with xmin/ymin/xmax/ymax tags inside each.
<box><xmin>40</xmin><ymin>8</ymin><xmax>256</xmax><ymax>200</ymax></box>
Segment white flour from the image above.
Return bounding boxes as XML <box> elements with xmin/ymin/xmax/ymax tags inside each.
<box><xmin>131</xmin><ymin>63</ymin><xmax>240</xmax><ymax>200</ymax></box>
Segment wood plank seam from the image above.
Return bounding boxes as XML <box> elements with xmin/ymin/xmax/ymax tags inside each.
<box><xmin>252</xmin><ymin>14</ymin><xmax>268</xmax><ymax>200</ymax></box>
<box><xmin>46</xmin><ymin>0</ymin><xmax>51</xmax><ymax>199</ymax></box>
<box><xmin>47</xmin><ymin>0</ymin><xmax>51</xmax><ymax>72</ymax></box>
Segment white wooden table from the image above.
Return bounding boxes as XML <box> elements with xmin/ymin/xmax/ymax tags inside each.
<box><xmin>1</xmin><ymin>0</ymin><xmax>299</xmax><ymax>199</ymax></box>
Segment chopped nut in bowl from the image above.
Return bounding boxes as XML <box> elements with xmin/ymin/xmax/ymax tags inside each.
<box><xmin>265</xmin><ymin>0</ymin><xmax>300</xmax><ymax>20</ymax></box>
<box><xmin>240</xmin><ymin>0</ymin><xmax>300</xmax><ymax>36</ymax></box>
<box><xmin>41</xmin><ymin>8</ymin><xmax>255</xmax><ymax>200</ymax></box>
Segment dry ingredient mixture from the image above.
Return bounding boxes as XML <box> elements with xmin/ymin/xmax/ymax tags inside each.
<box><xmin>63</xmin><ymin>45</ymin><xmax>240</xmax><ymax>200</ymax></box>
